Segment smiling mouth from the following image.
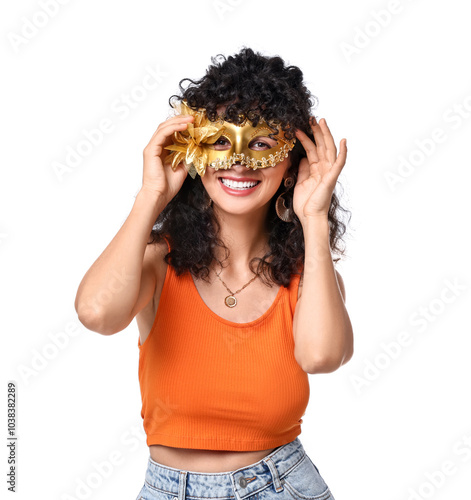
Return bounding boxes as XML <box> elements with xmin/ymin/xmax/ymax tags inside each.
<box><xmin>219</xmin><ymin>178</ymin><xmax>261</xmax><ymax>190</ymax></box>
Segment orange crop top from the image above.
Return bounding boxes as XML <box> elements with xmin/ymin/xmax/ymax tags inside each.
<box><xmin>137</xmin><ymin>238</ymin><xmax>309</xmax><ymax>451</ymax></box>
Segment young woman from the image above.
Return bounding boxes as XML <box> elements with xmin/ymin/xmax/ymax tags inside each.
<box><xmin>75</xmin><ymin>47</ymin><xmax>353</xmax><ymax>500</ymax></box>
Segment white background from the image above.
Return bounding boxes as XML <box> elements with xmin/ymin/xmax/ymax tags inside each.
<box><xmin>1</xmin><ymin>0</ymin><xmax>470</xmax><ymax>499</ymax></box>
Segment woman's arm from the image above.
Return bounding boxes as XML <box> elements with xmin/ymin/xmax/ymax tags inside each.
<box><xmin>74</xmin><ymin>114</ymin><xmax>192</xmax><ymax>335</ymax></box>
<box><xmin>292</xmin><ymin>117</ymin><xmax>352</xmax><ymax>374</ymax></box>
<box><xmin>293</xmin><ymin>215</ymin><xmax>354</xmax><ymax>374</ymax></box>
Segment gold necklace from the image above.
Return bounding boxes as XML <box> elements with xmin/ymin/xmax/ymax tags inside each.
<box><xmin>214</xmin><ymin>265</ymin><xmax>260</xmax><ymax>308</ymax></box>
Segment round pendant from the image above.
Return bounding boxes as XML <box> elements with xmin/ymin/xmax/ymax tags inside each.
<box><xmin>225</xmin><ymin>295</ymin><xmax>237</xmax><ymax>308</ymax></box>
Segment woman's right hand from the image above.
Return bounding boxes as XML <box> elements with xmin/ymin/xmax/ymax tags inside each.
<box><xmin>141</xmin><ymin>114</ymin><xmax>194</xmax><ymax>204</ymax></box>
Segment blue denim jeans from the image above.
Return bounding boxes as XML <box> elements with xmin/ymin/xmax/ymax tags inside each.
<box><xmin>135</xmin><ymin>437</ymin><xmax>335</xmax><ymax>500</ymax></box>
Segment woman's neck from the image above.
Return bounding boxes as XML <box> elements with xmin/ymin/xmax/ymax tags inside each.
<box><xmin>212</xmin><ymin>205</ymin><xmax>270</xmax><ymax>273</ymax></box>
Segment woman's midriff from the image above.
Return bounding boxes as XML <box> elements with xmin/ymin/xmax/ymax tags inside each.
<box><xmin>149</xmin><ymin>444</ymin><xmax>278</xmax><ymax>473</ymax></box>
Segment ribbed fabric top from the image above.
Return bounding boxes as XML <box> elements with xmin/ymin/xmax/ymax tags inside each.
<box><xmin>137</xmin><ymin>238</ymin><xmax>309</xmax><ymax>451</ymax></box>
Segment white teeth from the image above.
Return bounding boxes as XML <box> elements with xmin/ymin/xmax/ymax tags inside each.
<box><xmin>220</xmin><ymin>178</ymin><xmax>259</xmax><ymax>189</ymax></box>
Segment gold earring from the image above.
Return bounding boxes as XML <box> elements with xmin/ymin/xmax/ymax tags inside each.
<box><xmin>275</xmin><ymin>176</ymin><xmax>294</xmax><ymax>222</ymax></box>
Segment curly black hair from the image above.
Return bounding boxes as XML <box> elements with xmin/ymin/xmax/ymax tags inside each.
<box><xmin>147</xmin><ymin>47</ymin><xmax>351</xmax><ymax>287</ymax></box>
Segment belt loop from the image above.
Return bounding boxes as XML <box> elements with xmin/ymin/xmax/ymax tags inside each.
<box><xmin>177</xmin><ymin>470</ymin><xmax>188</xmax><ymax>500</ymax></box>
<box><xmin>262</xmin><ymin>456</ymin><xmax>284</xmax><ymax>493</ymax></box>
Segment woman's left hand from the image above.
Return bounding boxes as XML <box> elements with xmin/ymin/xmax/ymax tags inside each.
<box><xmin>292</xmin><ymin>117</ymin><xmax>347</xmax><ymax>225</ymax></box>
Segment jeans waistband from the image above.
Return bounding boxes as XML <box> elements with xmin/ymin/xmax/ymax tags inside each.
<box><xmin>144</xmin><ymin>437</ymin><xmax>307</xmax><ymax>499</ymax></box>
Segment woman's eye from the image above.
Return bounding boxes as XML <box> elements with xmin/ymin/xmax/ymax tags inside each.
<box><xmin>250</xmin><ymin>140</ymin><xmax>274</xmax><ymax>150</ymax></box>
<box><xmin>213</xmin><ymin>137</ymin><xmax>231</xmax><ymax>149</ymax></box>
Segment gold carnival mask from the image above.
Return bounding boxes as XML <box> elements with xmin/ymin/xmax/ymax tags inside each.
<box><xmin>164</xmin><ymin>100</ymin><xmax>296</xmax><ymax>178</ymax></box>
